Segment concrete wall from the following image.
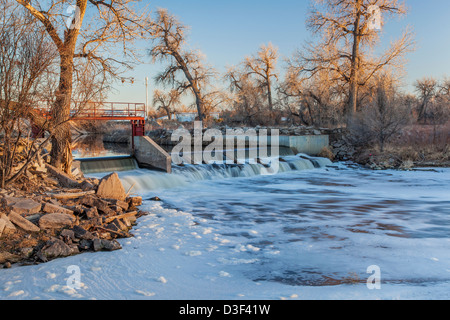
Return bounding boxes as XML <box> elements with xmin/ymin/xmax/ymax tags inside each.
<box><xmin>132</xmin><ymin>134</ymin><xmax>328</xmax><ymax>173</ymax></box>
<box><xmin>278</xmin><ymin>135</ymin><xmax>329</xmax><ymax>155</ymax></box>
<box><xmin>132</xmin><ymin>136</ymin><xmax>172</xmax><ymax>173</ymax></box>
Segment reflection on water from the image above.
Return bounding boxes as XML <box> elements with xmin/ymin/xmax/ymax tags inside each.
<box><xmin>72</xmin><ymin>135</ymin><xmax>131</xmax><ymax>159</ymax></box>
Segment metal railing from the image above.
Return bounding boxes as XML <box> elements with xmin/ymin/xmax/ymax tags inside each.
<box><xmin>35</xmin><ymin>101</ymin><xmax>146</xmax><ymax>121</ymax></box>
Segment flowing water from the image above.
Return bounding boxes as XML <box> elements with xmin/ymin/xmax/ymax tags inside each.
<box><xmin>116</xmin><ymin>157</ymin><xmax>450</xmax><ymax>290</ymax></box>
<box><xmin>1</xmin><ymin>148</ymin><xmax>449</xmax><ymax>300</ymax></box>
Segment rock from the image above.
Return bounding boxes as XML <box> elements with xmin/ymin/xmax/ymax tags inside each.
<box><xmin>43</xmin><ymin>177</ymin><xmax>59</xmax><ymax>186</ymax></box>
<box><xmin>72</xmin><ymin>225</ymin><xmax>94</xmax><ymax>240</ymax></box>
<box><xmin>8</xmin><ymin>211</ymin><xmax>40</xmax><ymax>233</ymax></box>
<box><xmin>66</xmin><ymin>204</ymin><xmax>85</xmax><ymax>216</ymax></box>
<box><xmin>127</xmin><ymin>196</ymin><xmax>142</xmax><ymax>208</ymax></box>
<box><xmin>96</xmin><ymin>172</ymin><xmax>127</xmax><ymax>201</ymax></box>
<box><xmin>80</xmin><ymin>180</ymin><xmax>95</xmax><ymax>191</ymax></box>
<box><xmin>107</xmin><ymin>199</ymin><xmax>129</xmax><ymax>211</ymax></box>
<box><xmin>78</xmin><ymin>239</ymin><xmax>92</xmax><ymax>251</ymax></box>
<box><xmin>92</xmin><ymin>238</ymin><xmax>103</xmax><ymax>252</ymax></box>
<box><xmin>80</xmin><ymin>196</ymin><xmax>115</xmax><ymax>215</ymax></box>
<box><xmin>69</xmin><ymin>244</ymin><xmax>80</xmax><ymax>255</ymax></box>
<box><xmin>84</xmin><ymin>207</ymin><xmax>99</xmax><ymax>219</ymax></box>
<box><xmin>42</xmin><ymin>203</ymin><xmax>74</xmax><ymax>216</ymax></box>
<box><xmin>38</xmin><ymin>239</ymin><xmax>73</xmax><ymax>261</ymax></box>
<box><xmin>0</xmin><ymin>218</ymin><xmax>5</xmax><ymax>238</ymax></box>
<box><xmin>39</xmin><ymin>213</ymin><xmax>76</xmax><ymax>230</ymax></box>
<box><xmin>109</xmin><ymin>205</ymin><xmax>123</xmax><ymax>213</ymax></box>
<box><xmin>45</xmin><ymin>164</ymin><xmax>82</xmax><ymax>188</ymax></box>
<box><xmin>2</xmin><ymin>196</ymin><xmax>21</xmax><ymax>206</ymax></box>
<box><xmin>107</xmin><ymin>218</ymin><xmax>128</xmax><ymax>232</ymax></box>
<box><xmin>102</xmin><ymin>239</ymin><xmax>122</xmax><ymax>251</ymax></box>
<box><xmin>8</xmin><ymin>198</ymin><xmax>41</xmax><ymax>216</ymax></box>
<box><xmin>93</xmin><ymin>238</ymin><xmax>122</xmax><ymax>252</ymax></box>
<box><xmin>60</xmin><ymin>229</ymin><xmax>76</xmax><ymax>241</ymax></box>
<box><xmin>0</xmin><ymin>215</ymin><xmax>16</xmax><ymax>235</ymax></box>
<box><xmin>0</xmin><ymin>251</ymin><xmax>21</xmax><ymax>264</ymax></box>
<box><xmin>71</xmin><ymin>167</ymin><xmax>82</xmax><ymax>178</ymax></box>
<box><xmin>19</xmin><ymin>247</ymin><xmax>34</xmax><ymax>259</ymax></box>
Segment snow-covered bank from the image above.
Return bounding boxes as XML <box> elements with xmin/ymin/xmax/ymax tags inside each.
<box><xmin>1</xmin><ymin>163</ymin><xmax>449</xmax><ymax>300</ymax></box>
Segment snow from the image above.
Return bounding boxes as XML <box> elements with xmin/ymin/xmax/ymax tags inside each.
<box><xmin>0</xmin><ymin>162</ymin><xmax>449</xmax><ymax>300</ymax></box>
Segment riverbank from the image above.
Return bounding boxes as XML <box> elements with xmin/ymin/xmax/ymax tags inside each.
<box><xmin>0</xmin><ymin>159</ymin><xmax>146</xmax><ymax>268</ymax></box>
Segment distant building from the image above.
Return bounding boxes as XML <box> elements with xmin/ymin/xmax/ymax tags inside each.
<box><xmin>176</xmin><ymin>112</ymin><xmax>221</xmax><ymax>122</ymax></box>
<box><xmin>176</xmin><ymin>112</ymin><xmax>197</xmax><ymax>122</ymax></box>
<box><xmin>157</xmin><ymin>115</ymin><xmax>170</xmax><ymax>121</ymax></box>
<box><xmin>156</xmin><ymin>112</ymin><xmax>222</xmax><ymax>123</ymax></box>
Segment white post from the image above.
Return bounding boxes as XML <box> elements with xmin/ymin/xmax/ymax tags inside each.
<box><xmin>145</xmin><ymin>77</ymin><xmax>149</xmax><ymax>121</ymax></box>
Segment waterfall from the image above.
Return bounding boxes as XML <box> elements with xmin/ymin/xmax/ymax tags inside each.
<box><xmin>117</xmin><ymin>154</ymin><xmax>333</xmax><ymax>192</ymax></box>
<box><xmin>79</xmin><ymin>156</ymin><xmax>138</xmax><ymax>174</ymax></box>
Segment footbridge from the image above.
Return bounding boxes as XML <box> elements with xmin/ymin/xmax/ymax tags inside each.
<box><xmin>32</xmin><ymin>101</ymin><xmax>172</xmax><ymax>173</ymax></box>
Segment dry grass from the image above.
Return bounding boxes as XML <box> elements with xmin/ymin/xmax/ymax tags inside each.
<box><xmin>352</xmin><ymin>122</ymin><xmax>450</xmax><ymax>168</ymax></box>
<box><xmin>318</xmin><ymin>146</ymin><xmax>335</xmax><ymax>161</ymax></box>
<box><xmin>390</xmin><ymin>122</ymin><xmax>450</xmax><ymax>163</ymax></box>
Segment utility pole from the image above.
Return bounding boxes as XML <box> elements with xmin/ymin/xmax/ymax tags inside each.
<box><xmin>145</xmin><ymin>76</ymin><xmax>149</xmax><ymax>121</ymax></box>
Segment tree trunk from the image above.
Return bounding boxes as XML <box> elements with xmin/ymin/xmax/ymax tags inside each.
<box><xmin>347</xmin><ymin>0</ymin><xmax>363</xmax><ymax>122</ymax></box>
<box><xmin>267</xmin><ymin>78</ymin><xmax>273</xmax><ymax>112</ymax></box>
<box><xmin>193</xmin><ymin>87</ymin><xmax>204</xmax><ymax>121</ymax></box>
<box><xmin>50</xmin><ymin>50</ymin><xmax>74</xmax><ymax>173</ymax></box>
<box><xmin>172</xmin><ymin>51</ymin><xmax>204</xmax><ymax>122</ymax></box>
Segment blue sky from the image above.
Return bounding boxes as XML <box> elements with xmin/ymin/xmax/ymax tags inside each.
<box><xmin>107</xmin><ymin>0</ymin><xmax>450</xmax><ymax>104</ymax></box>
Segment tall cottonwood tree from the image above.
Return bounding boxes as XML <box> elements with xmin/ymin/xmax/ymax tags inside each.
<box><xmin>244</xmin><ymin>43</ymin><xmax>279</xmax><ymax>112</ymax></box>
<box><xmin>15</xmin><ymin>0</ymin><xmax>152</xmax><ymax>173</ymax></box>
<box><xmin>296</xmin><ymin>0</ymin><xmax>415</xmax><ymax>120</ymax></box>
<box><xmin>224</xmin><ymin>44</ymin><xmax>279</xmax><ymax>125</ymax></box>
<box><xmin>149</xmin><ymin>8</ymin><xmax>217</xmax><ymax>122</ymax></box>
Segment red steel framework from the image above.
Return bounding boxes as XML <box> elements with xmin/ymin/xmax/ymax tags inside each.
<box><xmin>32</xmin><ymin>101</ymin><xmax>147</xmax><ymax>147</ymax></box>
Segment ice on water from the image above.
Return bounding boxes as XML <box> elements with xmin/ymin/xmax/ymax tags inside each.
<box><xmin>1</xmin><ymin>156</ymin><xmax>449</xmax><ymax>300</ymax></box>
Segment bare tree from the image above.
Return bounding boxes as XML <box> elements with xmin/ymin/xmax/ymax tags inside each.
<box><xmin>296</xmin><ymin>0</ymin><xmax>415</xmax><ymax>120</ymax></box>
<box><xmin>414</xmin><ymin>77</ymin><xmax>438</xmax><ymax>123</ymax></box>
<box><xmin>15</xmin><ymin>0</ymin><xmax>153</xmax><ymax>173</ymax></box>
<box><xmin>223</xmin><ymin>45</ymin><xmax>279</xmax><ymax>126</ymax></box>
<box><xmin>150</xmin><ymin>8</ymin><xmax>217</xmax><ymax>122</ymax></box>
<box><xmin>418</xmin><ymin>77</ymin><xmax>450</xmax><ymax>143</ymax></box>
<box><xmin>243</xmin><ymin>43</ymin><xmax>279</xmax><ymax>112</ymax></box>
<box><xmin>279</xmin><ymin>64</ymin><xmax>345</xmax><ymax>127</ymax></box>
<box><xmin>348</xmin><ymin>74</ymin><xmax>410</xmax><ymax>152</ymax></box>
<box><xmin>0</xmin><ymin>0</ymin><xmax>57</xmax><ymax>187</ymax></box>
<box><xmin>224</xmin><ymin>66</ymin><xmax>268</xmax><ymax>126</ymax></box>
<box><xmin>152</xmin><ymin>89</ymin><xmax>181</xmax><ymax>120</ymax></box>
<box><xmin>439</xmin><ymin>78</ymin><xmax>450</xmax><ymax>98</ymax></box>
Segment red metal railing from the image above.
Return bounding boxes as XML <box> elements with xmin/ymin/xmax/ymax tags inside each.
<box><xmin>34</xmin><ymin>101</ymin><xmax>146</xmax><ymax>121</ymax></box>
<box><xmin>32</xmin><ymin>101</ymin><xmax>146</xmax><ymax>141</ymax></box>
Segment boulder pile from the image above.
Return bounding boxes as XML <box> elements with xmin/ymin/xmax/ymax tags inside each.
<box><xmin>0</xmin><ymin>167</ymin><xmax>146</xmax><ymax>268</ymax></box>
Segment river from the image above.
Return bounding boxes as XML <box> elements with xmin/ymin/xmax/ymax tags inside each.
<box><xmin>0</xmin><ymin>148</ymin><xmax>449</xmax><ymax>300</ymax></box>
